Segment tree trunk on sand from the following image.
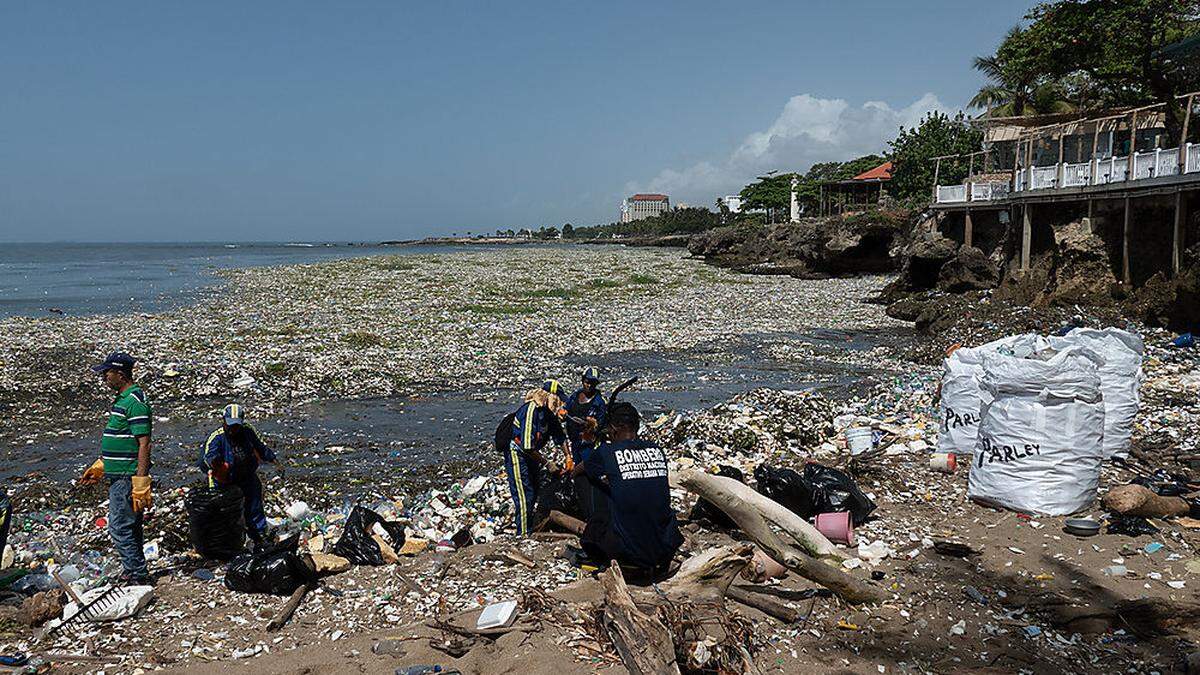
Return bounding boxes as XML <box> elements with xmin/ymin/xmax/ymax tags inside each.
<box><xmin>656</xmin><ymin>545</ymin><xmax>753</xmax><ymax>604</ymax></box>
<box><xmin>677</xmin><ymin>469</ymin><xmax>886</xmax><ymax>605</ymax></box>
<box><xmin>675</xmin><ymin>470</ymin><xmax>843</xmax><ymax>560</ymax></box>
<box><xmin>601</xmin><ymin>563</ymin><xmax>681</xmax><ymax>675</ymax></box>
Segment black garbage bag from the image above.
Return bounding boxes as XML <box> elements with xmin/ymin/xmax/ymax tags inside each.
<box><xmin>185</xmin><ymin>483</ymin><xmax>246</xmax><ymax>560</ymax></box>
<box><xmin>688</xmin><ymin>465</ymin><xmax>744</xmax><ymax>529</ymax></box>
<box><xmin>803</xmin><ymin>463</ymin><xmax>876</xmax><ymax>526</ymax></box>
<box><xmin>224</xmin><ymin>534</ymin><xmax>316</xmax><ymax>595</ymax></box>
<box><xmin>754</xmin><ymin>463</ymin><xmax>876</xmax><ymax>526</ymax></box>
<box><xmin>331</xmin><ymin>506</ymin><xmax>406</xmax><ymax>566</ymax></box>
<box><xmin>1107</xmin><ymin>514</ymin><xmax>1160</xmax><ymax>537</ymax></box>
<box><xmin>533</xmin><ymin>471</ymin><xmax>581</xmax><ymax>523</ymax></box>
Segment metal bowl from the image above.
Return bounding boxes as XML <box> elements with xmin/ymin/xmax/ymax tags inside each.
<box><xmin>1063</xmin><ymin>518</ymin><xmax>1101</xmax><ymax>536</ymax></box>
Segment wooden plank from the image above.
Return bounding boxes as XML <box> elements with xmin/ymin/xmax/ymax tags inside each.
<box><xmin>964</xmin><ymin>209</ymin><xmax>974</xmax><ymax>248</ymax></box>
<box><xmin>1123</xmin><ymin>196</ymin><xmax>1133</xmax><ymax>285</ymax></box>
<box><xmin>1181</xmin><ymin>94</ymin><xmax>1194</xmax><ymax>171</ymax></box>
<box><xmin>1175</xmin><ymin>191</ymin><xmax>1186</xmax><ymax>276</ymax></box>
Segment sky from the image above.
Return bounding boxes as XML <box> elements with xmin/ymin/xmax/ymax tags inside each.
<box><xmin>0</xmin><ymin>1</ymin><xmax>1033</xmax><ymax>242</ymax></box>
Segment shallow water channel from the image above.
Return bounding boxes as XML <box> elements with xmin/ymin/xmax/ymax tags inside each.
<box><xmin>14</xmin><ymin>328</ymin><xmax>914</xmax><ymax>493</ymax></box>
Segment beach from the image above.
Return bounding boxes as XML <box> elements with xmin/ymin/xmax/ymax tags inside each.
<box><xmin>3</xmin><ymin>245</ymin><xmax>1198</xmax><ymax>674</ymax></box>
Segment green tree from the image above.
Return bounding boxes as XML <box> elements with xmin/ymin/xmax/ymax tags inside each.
<box><xmin>1000</xmin><ymin>0</ymin><xmax>1200</xmax><ymax>136</ymax></box>
<box><xmin>888</xmin><ymin>111</ymin><xmax>984</xmax><ymax>201</ymax></box>
<box><xmin>969</xmin><ymin>26</ymin><xmax>1076</xmax><ymax>117</ymax></box>
<box><xmin>739</xmin><ymin>173</ymin><xmax>793</xmax><ymax>223</ymax></box>
<box><xmin>561</xmin><ymin>223</ymin><xmax>575</xmax><ymax>238</ymax></box>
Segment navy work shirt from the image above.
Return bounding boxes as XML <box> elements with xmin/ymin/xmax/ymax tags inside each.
<box><xmin>201</xmin><ymin>425</ymin><xmax>276</xmax><ymax>482</ymax></box>
<box><xmin>564</xmin><ymin>388</ymin><xmax>606</xmax><ymax>461</ymax></box>
<box><xmin>511</xmin><ymin>401</ymin><xmax>565</xmax><ymax>453</ymax></box>
<box><xmin>584</xmin><ymin>438</ymin><xmax>682</xmax><ymax>568</ymax></box>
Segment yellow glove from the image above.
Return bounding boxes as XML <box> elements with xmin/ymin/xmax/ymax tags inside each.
<box><xmin>131</xmin><ymin>476</ymin><xmax>153</xmax><ymax>512</ymax></box>
<box><xmin>80</xmin><ymin>459</ymin><xmax>105</xmax><ymax>485</ymax></box>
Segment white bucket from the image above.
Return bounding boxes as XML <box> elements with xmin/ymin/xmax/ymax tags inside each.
<box><xmin>845</xmin><ymin>427</ymin><xmax>874</xmax><ymax>456</ymax></box>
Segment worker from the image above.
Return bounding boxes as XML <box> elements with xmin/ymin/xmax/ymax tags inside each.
<box><xmin>200</xmin><ymin>404</ymin><xmax>280</xmax><ymax>547</ymax></box>
<box><xmin>504</xmin><ymin>384</ymin><xmax>569</xmax><ymax>535</ymax></box>
<box><xmin>572</xmin><ymin>401</ymin><xmax>682</xmax><ymax>575</ymax></box>
<box><xmin>563</xmin><ymin>367</ymin><xmax>607</xmax><ymax>518</ymax></box>
<box><xmin>85</xmin><ymin>352</ymin><xmax>154</xmax><ymax>585</ymax></box>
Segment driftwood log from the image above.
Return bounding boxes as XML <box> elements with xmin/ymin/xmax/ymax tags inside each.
<box><xmin>656</xmin><ymin>545</ymin><xmax>753</xmax><ymax>604</ymax></box>
<box><xmin>677</xmin><ymin>469</ymin><xmax>886</xmax><ymax>605</ymax></box>
<box><xmin>539</xmin><ymin>510</ymin><xmax>586</xmax><ymax>535</ymax></box>
<box><xmin>267</xmin><ymin>582</ymin><xmax>316</xmax><ymax>632</ymax></box>
<box><xmin>1102</xmin><ymin>484</ymin><xmax>1190</xmax><ymax>518</ymax></box>
<box><xmin>726</xmin><ymin>585</ymin><xmax>800</xmax><ymax>623</ymax></box>
<box><xmin>601</xmin><ymin>564</ymin><xmax>681</xmax><ymax>675</ymax></box>
<box><xmin>675</xmin><ymin>470</ymin><xmax>843</xmax><ymax>560</ymax></box>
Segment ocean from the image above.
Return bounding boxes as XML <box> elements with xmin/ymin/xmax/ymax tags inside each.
<box><xmin>0</xmin><ymin>241</ymin><xmax>458</xmax><ymax>318</ymax></box>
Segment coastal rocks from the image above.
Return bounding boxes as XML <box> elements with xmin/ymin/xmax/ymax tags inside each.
<box><xmin>936</xmin><ymin>246</ymin><xmax>1000</xmax><ymax>294</ymax></box>
<box><xmin>1128</xmin><ymin>243</ymin><xmax>1200</xmax><ymax>332</ymax></box>
<box><xmin>686</xmin><ymin>210</ymin><xmax>912</xmax><ymax>279</ymax></box>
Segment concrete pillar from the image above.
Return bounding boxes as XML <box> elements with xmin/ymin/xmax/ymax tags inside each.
<box><xmin>1021</xmin><ymin>204</ymin><xmax>1032</xmax><ymax>271</ymax></box>
<box><xmin>1085</xmin><ymin>199</ymin><xmax>1094</xmax><ymax>234</ymax></box>
<box><xmin>1122</xmin><ymin>196</ymin><xmax>1132</xmax><ymax>285</ymax></box>
<box><xmin>964</xmin><ymin>209</ymin><xmax>974</xmax><ymax>248</ymax></box>
<box><xmin>1175</xmin><ymin>191</ymin><xmax>1186</xmax><ymax>276</ymax></box>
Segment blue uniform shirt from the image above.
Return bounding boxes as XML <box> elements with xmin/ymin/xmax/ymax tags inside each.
<box><xmin>565</xmin><ymin>388</ymin><xmax>606</xmax><ymax>461</ymax></box>
<box><xmin>511</xmin><ymin>401</ymin><xmax>565</xmax><ymax>452</ymax></box>
<box><xmin>584</xmin><ymin>438</ymin><xmax>682</xmax><ymax>569</ymax></box>
<box><xmin>201</xmin><ymin>425</ymin><xmax>276</xmax><ymax>481</ymax></box>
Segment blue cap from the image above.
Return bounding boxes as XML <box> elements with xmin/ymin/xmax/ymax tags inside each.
<box><xmin>542</xmin><ymin>379</ymin><xmax>565</xmax><ymax>397</ymax></box>
<box><xmin>223</xmin><ymin>403</ymin><xmax>246</xmax><ymax>426</ymax></box>
<box><xmin>582</xmin><ymin>366</ymin><xmax>600</xmax><ymax>383</ymax></box>
<box><xmin>91</xmin><ymin>352</ymin><xmax>136</xmax><ymax>374</ymax></box>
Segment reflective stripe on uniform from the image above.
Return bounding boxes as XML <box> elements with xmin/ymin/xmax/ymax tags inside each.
<box><xmin>522</xmin><ymin>403</ymin><xmax>535</xmax><ymax>449</ymax></box>
<box><xmin>510</xmin><ymin>445</ymin><xmax>528</xmax><ymax>534</ymax></box>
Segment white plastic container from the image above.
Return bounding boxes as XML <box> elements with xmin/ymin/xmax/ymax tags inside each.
<box><xmin>845</xmin><ymin>427</ymin><xmax>873</xmax><ymax>456</ymax></box>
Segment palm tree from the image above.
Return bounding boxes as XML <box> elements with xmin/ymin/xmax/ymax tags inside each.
<box><xmin>969</xmin><ymin>26</ymin><xmax>1075</xmax><ymax>117</ymax></box>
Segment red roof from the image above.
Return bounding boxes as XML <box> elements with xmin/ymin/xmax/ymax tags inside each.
<box><xmin>851</xmin><ymin>161</ymin><xmax>893</xmax><ymax>181</ymax></box>
<box><xmin>630</xmin><ymin>193</ymin><xmax>669</xmax><ymax>201</ymax></box>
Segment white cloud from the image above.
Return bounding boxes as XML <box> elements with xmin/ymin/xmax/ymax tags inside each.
<box><xmin>637</xmin><ymin>92</ymin><xmax>948</xmax><ymax>204</ymax></box>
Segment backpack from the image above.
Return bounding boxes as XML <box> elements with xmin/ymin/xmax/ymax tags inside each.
<box><xmin>495</xmin><ymin>412</ymin><xmax>516</xmax><ymax>454</ymax></box>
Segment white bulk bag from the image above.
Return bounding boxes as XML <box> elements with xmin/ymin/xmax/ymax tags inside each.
<box><xmin>937</xmin><ymin>334</ymin><xmax>1045</xmax><ymax>455</ymax></box>
<box><xmin>1052</xmin><ymin>327</ymin><xmax>1143</xmax><ymax>459</ymax></box>
<box><xmin>967</xmin><ymin>346</ymin><xmax>1105</xmax><ymax>515</ymax></box>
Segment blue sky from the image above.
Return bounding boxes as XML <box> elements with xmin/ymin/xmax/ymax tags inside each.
<box><xmin>1</xmin><ymin>2</ymin><xmax>1032</xmax><ymax>242</ymax></box>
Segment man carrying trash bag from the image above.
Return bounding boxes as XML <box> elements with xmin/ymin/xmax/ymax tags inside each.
<box><xmin>501</xmin><ymin>380</ymin><xmax>570</xmax><ymax>536</ymax></box>
<box><xmin>200</xmin><ymin>404</ymin><xmax>281</xmax><ymax>547</ymax></box>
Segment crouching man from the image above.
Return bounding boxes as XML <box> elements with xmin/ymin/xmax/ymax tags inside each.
<box><xmin>573</xmin><ymin>401</ymin><xmax>682</xmax><ymax>575</ymax></box>
<box><xmin>200</xmin><ymin>404</ymin><xmax>279</xmax><ymax>546</ymax></box>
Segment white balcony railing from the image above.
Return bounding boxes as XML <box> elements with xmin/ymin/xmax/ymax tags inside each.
<box><xmin>936</xmin><ymin>185</ymin><xmax>968</xmax><ymax>203</ymax></box>
<box><xmin>1062</xmin><ymin>161</ymin><xmax>1092</xmax><ymax>187</ymax></box>
<box><xmin>1133</xmin><ymin>151</ymin><xmax>1158</xmax><ymax>180</ymax></box>
<box><xmin>1031</xmin><ymin>166</ymin><xmax>1058</xmax><ymax>190</ymax></box>
<box><xmin>970</xmin><ymin>181</ymin><xmax>1010</xmax><ymax>201</ymax></box>
<box><xmin>1157</xmin><ymin>147</ymin><xmax>1180</xmax><ymax>178</ymax></box>
<box><xmin>1096</xmin><ymin>156</ymin><xmax>1128</xmax><ymax>184</ymax></box>
<box><xmin>937</xmin><ymin>145</ymin><xmax>1199</xmax><ymax>205</ymax></box>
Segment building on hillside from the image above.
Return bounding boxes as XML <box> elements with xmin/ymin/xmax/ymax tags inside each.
<box><xmin>718</xmin><ymin>195</ymin><xmax>743</xmax><ymax>213</ymax></box>
<box><xmin>620</xmin><ymin>193</ymin><xmax>670</xmax><ymax>222</ymax></box>
<box><xmin>817</xmin><ymin>161</ymin><xmax>893</xmax><ymax>216</ymax></box>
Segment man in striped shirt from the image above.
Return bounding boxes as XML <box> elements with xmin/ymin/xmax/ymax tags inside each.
<box><xmin>92</xmin><ymin>352</ymin><xmax>154</xmax><ymax>584</ymax></box>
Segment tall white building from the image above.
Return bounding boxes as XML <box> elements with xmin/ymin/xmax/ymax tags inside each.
<box><xmin>620</xmin><ymin>193</ymin><xmax>670</xmax><ymax>223</ymax></box>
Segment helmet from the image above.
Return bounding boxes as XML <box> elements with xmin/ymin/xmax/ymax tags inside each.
<box><xmin>582</xmin><ymin>366</ymin><xmax>600</xmax><ymax>383</ymax></box>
